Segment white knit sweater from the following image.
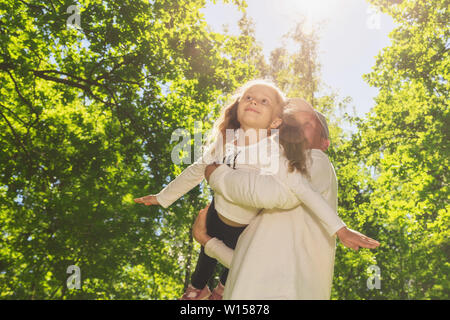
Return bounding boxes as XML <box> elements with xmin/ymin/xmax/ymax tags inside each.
<box><xmin>156</xmin><ymin>133</ymin><xmax>289</xmax><ymax>224</ymax></box>
<box><xmin>205</xmin><ymin>149</ymin><xmax>345</xmax><ymax>299</ymax></box>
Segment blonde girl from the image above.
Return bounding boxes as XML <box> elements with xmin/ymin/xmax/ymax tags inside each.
<box><xmin>135</xmin><ymin>80</ymin><xmax>289</xmax><ymax>299</ymax></box>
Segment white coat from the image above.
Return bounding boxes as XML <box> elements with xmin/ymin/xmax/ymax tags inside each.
<box><xmin>205</xmin><ymin>149</ymin><xmax>343</xmax><ymax>299</ymax></box>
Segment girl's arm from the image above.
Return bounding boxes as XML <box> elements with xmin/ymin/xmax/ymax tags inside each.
<box><xmin>208</xmin><ymin>153</ymin><xmax>346</xmax><ymax>237</ymax></box>
<box><xmin>154</xmin><ymin>161</ymin><xmax>207</xmax><ymax>208</ymax></box>
<box><xmin>207</xmin><ymin>164</ymin><xmax>299</xmax><ymax>210</ymax></box>
<box><xmin>145</xmin><ymin>141</ymin><xmax>219</xmax><ymax>208</ymax></box>
<box><xmin>194</xmin><ymin>199</ymin><xmax>379</xmax><ymax>262</ymax></box>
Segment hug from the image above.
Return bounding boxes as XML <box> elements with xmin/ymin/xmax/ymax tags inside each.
<box><xmin>135</xmin><ymin>79</ymin><xmax>380</xmax><ymax>300</ymax></box>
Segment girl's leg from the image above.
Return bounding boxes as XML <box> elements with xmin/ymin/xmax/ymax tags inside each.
<box><xmin>190</xmin><ymin>199</ymin><xmax>221</xmax><ymax>289</ymax></box>
<box><xmin>219</xmin><ymin>270</ymin><xmax>229</xmax><ymax>287</ymax></box>
<box><xmin>190</xmin><ymin>198</ymin><xmax>246</xmax><ymax>290</ymax></box>
<box><xmin>219</xmin><ymin>223</ymin><xmax>247</xmax><ymax>286</ymax></box>
<box><xmin>191</xmin><ymin>246</ymin><xmax>218</xmax><ymax>289</ymax></box>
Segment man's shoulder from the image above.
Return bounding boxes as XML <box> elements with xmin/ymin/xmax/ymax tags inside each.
<box><xmin>310</xmin><ymin>149</ymin><xmax>331</xmax><ymax>165</ymax></box>
<box><xmin>309</xmin><ymin>149</ymin><xmax>336</xmax><ymax>193</ymax></box>
<box><xmin>310</xmin><ymin>149</ymin><xmax>335</xmax><ymax>178</ymax></box>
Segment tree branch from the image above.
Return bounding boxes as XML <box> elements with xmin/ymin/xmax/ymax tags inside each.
<box><xmin>0</xmin><ymin>109</ymin><xmax>31</xmax><ymax>159</ymax></box>
<box><xmin>0</xmin><ymin>102</ymin><xmax>27</xmax><ymax>126</ymax></box>
<box><xmin>5</xmin><ymin>70</ymin><xmax>36</xmax><ymax>112</ymax></box>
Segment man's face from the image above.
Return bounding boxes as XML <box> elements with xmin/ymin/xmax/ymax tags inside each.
<box><xmin>293</xmin><ymin>111</ymin><xmax>329</xmax><ymax>151</ymax></box>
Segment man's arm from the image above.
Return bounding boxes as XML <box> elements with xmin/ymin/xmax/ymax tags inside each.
<box><xmin>205</xmin><ymin>238</ymin><xmax>233</xmax><ymax>269</ymax></box>
<box><xmin>208</xmin><ymin>164</ymin><xmax>300</xmax><ymax>210</ymax></box>
<box><xmin>208</xmin><ymin>157</ymin><xmax>345</xmax><ymax>237</ymax></box>
<box><xmin>192</xmin><ymin>204</ymin><xmax>233</xmax><ymax>268</ymax></box>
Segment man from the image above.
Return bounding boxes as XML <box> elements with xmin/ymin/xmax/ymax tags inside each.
<box><xmin>193</xmin><ymin>98</ymin><xmax>379</xmax><ymax>299</ymax></box>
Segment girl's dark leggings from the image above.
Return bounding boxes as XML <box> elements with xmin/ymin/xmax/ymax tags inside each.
<box><xmin>191</xmin><ymin>198</ymin><xmax>247</xmax><ymax>289</ymax></box>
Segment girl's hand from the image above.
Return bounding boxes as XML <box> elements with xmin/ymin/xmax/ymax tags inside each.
<box><xmin>336</xmin><ymin>227</ymin><xmax>380</xmax><ymax>251</ymax></box>
<box><xmin>192</xmin><ymin>204</ymin><xmax>212</xmax><ymax>246</ymax></box>
<box><xmin>134</xmin><ymin>195</ymin><xmax>160</xmax><ymax>206</ymax></box>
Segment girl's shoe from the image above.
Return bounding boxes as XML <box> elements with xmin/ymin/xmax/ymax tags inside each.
<box><xmin>208</xmin><ymin>282</ymin><xmax>225</xmax><ymax>300</ymax></box>
<box><xmin>180</xmin><ymin>284</ymin><xmax>211</xmax><ymax>300</ymax></box>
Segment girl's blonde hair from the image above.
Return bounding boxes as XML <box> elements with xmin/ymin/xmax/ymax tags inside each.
<box><xmin>203</xmin><ymin>82</ymin><xmax>310</xmax><ymax>178</ymax></box>
<box><xmin>205</xmin><ymin>79</ymin><xmax>287</xmax><ymax>152</ymax></box>
<box><xmin>278</xmin><ymin>100</ymin><xmax>311</xmax><ymax>177</ymax></box>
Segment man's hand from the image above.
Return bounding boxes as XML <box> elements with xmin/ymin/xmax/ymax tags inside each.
<box><xmin>336</xmin><ymin>227</ymin><xmax>380</xmax><ymax>251</ymax></box>
<box><xmin>134</xmin><ymin>195</ymin><xmax>160</xmax><ymax>206</ymax></box>
<box><xmin>205</xmin><ymin>163</ymin><xmax>221</xmax><ymax>182</ymax></box>
<box><xmin>192</xmin><ymin>204</ymin><xmax>212</xmax><ymax>246</ymax></box>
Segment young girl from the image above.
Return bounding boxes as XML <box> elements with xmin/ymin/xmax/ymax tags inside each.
<box><xmin>134</xmin><ymin>81</ymin><xmax>346</xmax><ymax>300</ymax></box>
<box><xmin>193</xmin><ymin>99</ymin><xmax>381</xmax><ymax>300</ymax></box>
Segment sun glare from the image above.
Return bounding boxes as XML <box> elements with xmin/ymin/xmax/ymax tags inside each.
<box><xmin>269</xmin><ymin>0</ymin><xmax>337</xmax><ymax>31</ymax></box>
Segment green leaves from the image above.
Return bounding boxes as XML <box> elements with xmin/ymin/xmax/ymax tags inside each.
<box><xmin>0</xmin><ymin>0</ymin><xmax>446</xmax><ymax>300</ymax></box>
<box><xmin>352</xmin><ymin>0</ymin><xmax>449</xmax><ymax>300</ymax></box>
<box><xmin>0</xmin><ymin>0</ymin><xmax>256</xmax><ymax>299</ymax></box>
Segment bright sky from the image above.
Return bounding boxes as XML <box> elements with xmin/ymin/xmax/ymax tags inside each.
<box><xmin>201</xmin><ymin>0</ymin><xmax>396</xmax><ymax>118</ymax></box>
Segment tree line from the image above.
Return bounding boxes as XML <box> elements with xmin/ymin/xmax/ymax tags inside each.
<box><xmin>0</xmin><ymin>0</ymin><xmax>447</xmax><ymax>299</ymax></box>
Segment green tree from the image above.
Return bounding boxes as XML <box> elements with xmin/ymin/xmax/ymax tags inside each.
<box><xmin>269</xmin><ymin>19</ymin><xmax>321</xmax><ymax>106</ymax></box>
<box><xmin>348</xmin><ymin>0</ymin><xmax>449</xmax><ymax>299</ymax></box>
<box><xmin>0</xmin><ymin>0</ymin><xmax>257</xmax><ymax>299</ymax></box>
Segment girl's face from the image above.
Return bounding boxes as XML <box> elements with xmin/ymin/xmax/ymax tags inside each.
<box><xmin>236</xmin><ymin>84</ymin><xmax>282</xmax><ymax>131</ymax></box>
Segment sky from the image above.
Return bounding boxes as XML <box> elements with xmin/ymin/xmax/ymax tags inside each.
<box><xmin>201</xmin><ymin>0</ymin><xmax>396</xmax><ymax>118</ymax></box>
